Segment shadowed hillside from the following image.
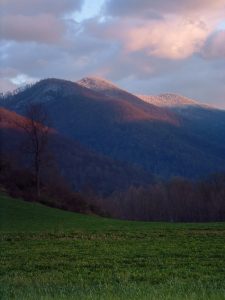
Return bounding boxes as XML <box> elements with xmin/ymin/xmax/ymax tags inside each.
<box><xmin>1</xmin><ymin>78</ymin><xmax>225</xmax><ymax>179</ymax></box>
<box><xmin>0</xmin><ymin>107</ymin><xmax>151</xmax><ymax>195</ymax></box>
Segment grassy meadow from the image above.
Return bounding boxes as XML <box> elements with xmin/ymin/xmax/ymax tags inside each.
<box><xmin>1</xmin><ymin>192</ymin><xmax>225</xmax><ymax>299</ymax></box>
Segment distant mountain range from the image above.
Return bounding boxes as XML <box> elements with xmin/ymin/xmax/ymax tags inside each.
<box><xmin>1</xmin><ymin>77</ymin><xmax>225</xmax><ymax>193</ymax></box>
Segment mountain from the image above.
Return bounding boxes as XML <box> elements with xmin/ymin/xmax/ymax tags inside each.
<box><xmin>2</xmin><ymin>78</ymin><xmax>176</xmax><ymax>124</ymax></box>
<box><xmin>77</xmin><ymin>76</ymin><xmax>121</xmax><ymax>96</ymax></box>
<box><xmin>137</xmin><ymin>93</ymin><xmax>199</xmax><ymax>108</ymax></box>
<box><xmin>0</xmin><ymin>106</ymin><xmax>28</xmax><ymax>130</ymax></box>
<box><xmin>1</xmin><ymin>78</ymin><xmax>225</xmax><ymax>180</ymax></box>
<box><xmin>137</xmin><ymin>93</ymin><xmax>225</xmax><ymax>147</ymax></box>
<box><xmin>78</xmin><ymin>77</ymin><xmax>177</xmax><ymax>124</ymax></box>
<box><xmin>0</xmin><ymin>107</ymin><xmax>151</xmax><ymax>195</ymax></box>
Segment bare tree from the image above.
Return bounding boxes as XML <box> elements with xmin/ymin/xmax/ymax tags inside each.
<box><xmin>19</xmin><ymin>104</ymin><xmax>51</xmax><ymax>198</ymax></box>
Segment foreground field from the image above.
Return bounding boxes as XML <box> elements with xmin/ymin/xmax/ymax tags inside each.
<box><xmin>1</xmin><ymin>193</ymin><xmax>225</xmax><ymax>300</ymax></box>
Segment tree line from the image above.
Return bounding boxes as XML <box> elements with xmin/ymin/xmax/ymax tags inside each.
<box><xmin>102</xmin><ymin>176</ymin><xmax>225</xmax><ymax>222</ymax></box>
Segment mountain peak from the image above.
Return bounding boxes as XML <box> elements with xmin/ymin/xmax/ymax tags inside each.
<box><xmin>137</xmin><ymin>93</ymin><xmax>199</xmax><ymax>108</ymax></box>
<box><xmin>159</xmin><ymin>93</ymin><xmax>198</xmax><ymax>106</ymax></box>
<box><xmin>77</xmin><ymin>76</ymin><xmax>119</xmax><ymax>93</ymax></box>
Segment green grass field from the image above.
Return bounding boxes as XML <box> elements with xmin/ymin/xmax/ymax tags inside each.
<box><xmin>1</xmin><ymin>193</ymin><xmax>225</xmax><ymax>300</ymax></box>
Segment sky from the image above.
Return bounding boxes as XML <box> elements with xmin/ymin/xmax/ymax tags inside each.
<box><xmin>0</xmin><ymin>0</ymin><xmax>225</xmax><ymax>108</ymax></box>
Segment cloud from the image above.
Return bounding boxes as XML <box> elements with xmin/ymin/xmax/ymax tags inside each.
<box><xmin>120</xmin><ymin>18</ymin><xmax>209</xmax><ymax>59</ymax></box>
<box><xmin>103</xmin><ymin>0</ymin><xmax>225</xmax><ymax>59</ymax></box>
<box><xmin>0</xmin><ymin>27</ymin><xmax>114</xmax><ymax>83</ymax></box>
<box><xmin>77</xmin><ymin>17</ymin><xmax>210</xmax><ymax>60</ymax></box>
<box><xmin>81</xmin><ymin>5</ymin><xmax>225</xmax><ymax>60</ymax></box>
<box><xmin>203</xmin><ymin>30</ymin><xmax>225</xmax><ymax>58</ymax></box>
<box><xmin>0</xmin><ymin>78</ymin><xmax>17</xmax><ymax>93</ymax></box>
<box><xmin>0</xmin><ymin>14</ymin><xmax>65</xmax><ymax>43</ymax></box>
<box><xmin>0</xmin><ymin>0</ymin><xmax>83</xmax><ymax>16</ymax></box>
<box><xmin>0</xmin><ymin>0</ymin><xmax>84</xmax><ymax>44</ymax></box>
<box><xmin>105</xmin><ymin>0</ymin><xmax>225</xmax><ymax>17</ymax></box>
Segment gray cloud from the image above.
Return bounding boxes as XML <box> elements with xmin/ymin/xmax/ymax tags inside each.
<box><xmin>203</xmin><ymin>30</ymin><xmax>225</xmax><ymax>58</ymax></box>
<box><xmin>104</xmin><ymin>0</ymin><xmax>225</xmax><ymax>17</ymax></box>
<box><xmin>0</xmin><ymin>0</ymin><xmax>83</xmax><ymax>16</ymax></box>
<box><xmin>0</xmin><ymin>14</ymin><xmax>65</xmax><ymax>43</ymax></box>
<box><xmin>0</xmin><ymin>78</ymin><xmax>17</xmax><ymax>93</ymax></box>
<box><xmin>0</xmin><ymin>0</ymin><xmax>84</xmax><ymax>44</ymax></box>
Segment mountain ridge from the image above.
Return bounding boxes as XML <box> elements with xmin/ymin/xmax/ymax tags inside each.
<box><xmin>137</xmin><ymin>93</ymin><xmax>198</xmax><ymax>108</ymax></box>
<box><xmin>77</xmin><ymin>77</ymin><xmax>179</xmax><ymax>125</ymax></box>
<box><xmin>1</xmin><ymin>77</ymin><xmax>225</xmax><ymax>181</ymax></box>
<box><xmin>137</xmin><ymin>93</ymin><xmax>218</xmax><ymax>110</ymax></box>
<box><xmin>1</xmin><ymin>77</ymin><xmax>179</xmax><ymax>125</ymax></box>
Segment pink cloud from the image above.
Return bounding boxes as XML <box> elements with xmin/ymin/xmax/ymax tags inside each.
<box><xmin>123</xmin><ymin>18</ymin><xmax>209</xmax><ymax>59</ymax></box>
<box><xmin>84</xmin><ymin>0</ymin><xmax>225</xmax><ymax>61</ymax></box>
<box><xmin>84</xmin><ymin>17</ymin><xmax>210</xmax><ymax>60</ymax></box>
<box><xmin>102</xmin><ymin>0</ymin><xmax>225</xmax><ymax>60</ymax></box>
